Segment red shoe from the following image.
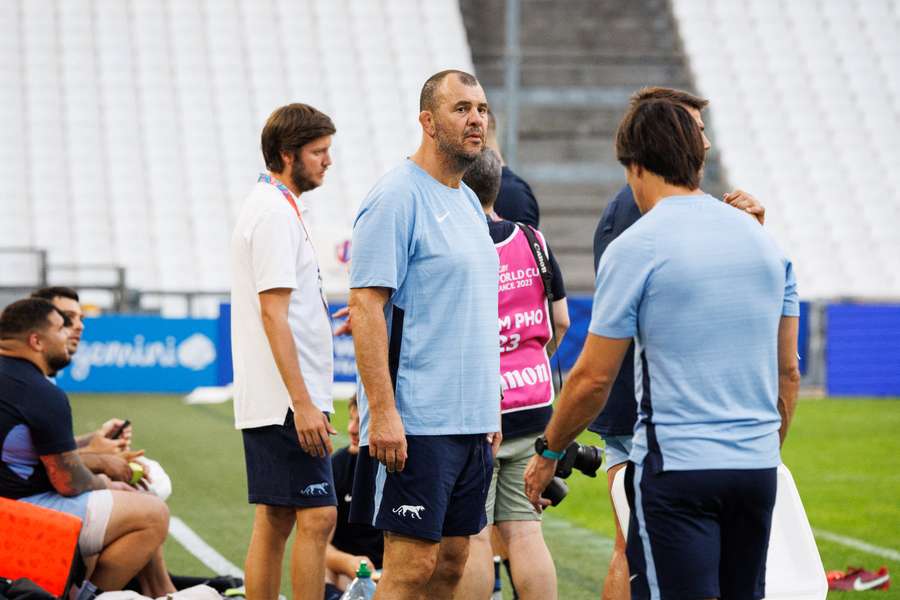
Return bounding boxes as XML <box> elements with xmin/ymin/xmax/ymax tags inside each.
<box><xmin>828</xmin><ymin>566</ymin><xmax>891</xmax><ymax>591</ymax></box>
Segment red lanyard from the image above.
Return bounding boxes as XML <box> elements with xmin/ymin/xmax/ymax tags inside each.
<box><xmin>258</xmin><ymin>173</ymin><xmax>306</xmax><ymax>227</ymax></box>
<box><xmin>257</xmin><ymin>173</ymin><xmax>331</xmax><ymax>318</ymax></box>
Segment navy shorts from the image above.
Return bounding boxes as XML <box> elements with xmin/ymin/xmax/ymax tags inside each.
<box><xmin>349</xmin><ymin>434</ymin><xmax>492</xmax><ymax>542</ymax></box>
<box><xmin>625</xmin><ymin>454</ymin><xmax>776</xmax><ymax>600</ymax></box>
<box><xmin>241</xmin><ymin>409</ymin><xmax>337</xmax><ymax>508</ymax></box>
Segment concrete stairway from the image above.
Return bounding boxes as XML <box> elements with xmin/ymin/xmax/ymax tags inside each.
<box><xmin>459</xmin><ymin>0</ymin><xmax>727</xmax><ymax>292</ymax></box>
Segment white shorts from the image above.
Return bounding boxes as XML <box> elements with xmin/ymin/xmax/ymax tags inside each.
<box><xmin>19</xmin><ymin>490</ymin><xmax>113</xmax><ymax>556</ymax></box>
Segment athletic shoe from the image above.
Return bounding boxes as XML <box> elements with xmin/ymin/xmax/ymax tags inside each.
<box><xmin>827</xmin><ymin>566</ymin><xmax>891</xmax><ymax>591</ymax></box>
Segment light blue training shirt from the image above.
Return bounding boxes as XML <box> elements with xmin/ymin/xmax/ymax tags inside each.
<box><xmin>589</xmin><ymin>194</ymin><xmax>799</xmax><ymax>471</ymax></box>
<box><xmin>350</xmin><ymin>159</ymin><xmax>501</xmax><ymax>443</ymax></box>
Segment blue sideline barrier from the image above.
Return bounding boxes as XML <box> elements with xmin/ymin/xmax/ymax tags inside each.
<box><xmin>57</xmin><ymin>315</ymin><xmax>219</xmax><ymax>393</ymax></box>
<box><xmin>826</xmin><ymin>303</ymin><xmax>900</xmax><ymax>397</ymax></box>
<box><xmin>61</xmin><ymin>300</ymin><xmax>900</xmax><ymax>395</ymax></box>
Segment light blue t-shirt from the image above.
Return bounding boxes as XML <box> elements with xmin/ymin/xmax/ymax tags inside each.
<box><xmin>589</xmin><ymin>194</ymin><xmax>799</xmax><ymax>471</ymax></box>
<box><xmin>351</xmin><ymin>160</ymin><xmax>501</xmax><ymax>442</ymax></box>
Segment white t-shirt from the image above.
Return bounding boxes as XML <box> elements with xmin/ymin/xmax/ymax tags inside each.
<box><xmin>230</xmin><ymin>177</ymin><xmax>334</xmax><ymax>429</ymax></box>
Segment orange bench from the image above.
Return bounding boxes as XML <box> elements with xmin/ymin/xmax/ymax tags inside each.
<box><xmin>0</xmin><ymin>496</ymin><xmax>82</xmax><ymax>597</ymax></box>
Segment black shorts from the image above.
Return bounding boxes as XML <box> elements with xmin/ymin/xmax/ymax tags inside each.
<box><xmin>349</xmin><ymin>434</ymin><xmax>492</xmax><ymax>542</ymax></box>
<box><xmin>625</xmin><ymin>454</ymin><xmax>777</xmax><ymax>600</ymax></box>
<box><xmin>241</xmin><ymin>410</ymin><xmax>337</xmax><ymax>508</ymax></box>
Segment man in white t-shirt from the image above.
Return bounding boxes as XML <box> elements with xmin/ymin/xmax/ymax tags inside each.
<box><xmin>230</xmin><ymin>103</ymin><xmax>338</xmax><ymax>600</ymax></box>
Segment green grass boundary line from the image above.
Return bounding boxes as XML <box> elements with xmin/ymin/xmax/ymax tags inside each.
<box><xmin>169</xmin><ymin>516</ymin><xmax>244</xmax><ymax>577</ymax></box>
<box><xmin>814</xmin><ymin>529</ymin><xmax>900</xmax><ymax>562</ymax></box>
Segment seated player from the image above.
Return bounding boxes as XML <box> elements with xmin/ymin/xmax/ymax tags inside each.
<box><xmin>30</xmin><ymin>286</ymin><xmax>179</xmax><ymax>596</ymax></box>
<box><xmin>325</xmin><ymin>394</ymin><xmax>384</xmax><ymax>598</ymax></box>
<box><xmin>0</xmin><ymin>298</ymin><xmax>170</xmax><ymax>596</ymax></box>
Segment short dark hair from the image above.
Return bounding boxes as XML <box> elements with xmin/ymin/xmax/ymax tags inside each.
<box><xmin>261</xmin><ymin>104</ymin><xmax>336</xmax><ymax>173</ymax></box>
<box><xmin>631</xmin><ymin>86</ymin><xmax>708</xmax><ymax>111</ymax></box>
<box><xmin>0</xmin><ymin>298</ymin><xmax>62</xmax><ymax>340</ymax></box>
<box><xmin>615</xmin><ymin>99</ymin><xmax>705</xmax><ymax>190</ymax></box>
<box><xmin>31</xmin><ymin>286</ymin><xmax>80</xmax><ymax>303</ymax></box>
<box><xmin>462</xmin><ymin>149</ymin><xmax>503</xmax><ymax>208</ymax></box>
<box><xmin>419</xmin><ymin>69</ymin><xmax>480</xmax><ymax>112</ymax></box>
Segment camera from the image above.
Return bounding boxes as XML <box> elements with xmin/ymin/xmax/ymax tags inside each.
<box><xmin>542</xmin><ymin>441</ymin><xmax>603</xmax><ymax>507</ymax></box>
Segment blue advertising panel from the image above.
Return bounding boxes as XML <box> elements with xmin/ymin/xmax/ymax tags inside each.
<box><xmin>217</xmin><ymin>303</ymin><xmax>233</xmax><ymax>386</ymax></box>
<box><xmin>549</xmin><ymin>296</ymin><xmax>593</xmax><ymax>372</ymax></box>
<box><xmin>330</xmin><ymin>302</ymin><xmax>357</xmax><ymax>383</ymax></box>
<box><xmin>56</xmin><ymin>316</ymin><xmax>219</xmax><ymax>393</ymax></box>
<box><xmin>798</xmin><ymin>301</ymin><xmax>810</xmax><ymax>375</ymax></box>
<box><xmin>826</xmin><ymin>303</ymin><xmax>900</xmax><ymax>396</ymax></box>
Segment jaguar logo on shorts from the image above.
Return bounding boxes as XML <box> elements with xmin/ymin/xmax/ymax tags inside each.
<box><xmin>392</xmin><ymin>504</ymin><xmax>425</xmax><ymax>519</ymax></box>
<box><xmin>300</xmin><ymin>482</ymin><xmax>330</xmax><ymax>496</ymax></box>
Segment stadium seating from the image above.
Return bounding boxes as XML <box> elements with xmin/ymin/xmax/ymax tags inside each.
<box><xmin>0</xmin><ymin>0</ymin><xmax>475</xmax><ymax>312</ymax></box>
<box><xmin>672</xmin><ymin>0</ymin><xmax>900</xmax><ymax>299</ymax></box>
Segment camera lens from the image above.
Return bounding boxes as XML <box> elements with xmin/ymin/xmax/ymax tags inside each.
<box><xmin>573</xmin><ymin>444</ymin><xmax>603</xmax><ymax>478</ymax></box>
<box><xmin>543</xmin><ymin>476</ymin><xmax>569</xmax><ymax>506</ymax></box>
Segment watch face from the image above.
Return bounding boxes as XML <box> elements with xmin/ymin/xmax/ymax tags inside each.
<box><xmin>534</xmin><ymin>436</ymin><xmax>546</xmax><ymax>453</ymax></box>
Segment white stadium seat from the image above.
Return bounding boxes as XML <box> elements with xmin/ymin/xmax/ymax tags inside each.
<box><xmin>1</xmin><ymin>0</ymin><xmax>472</xmax><ymax>310</ymax></box>
<box><xmin>673</xmin><ymin>0</ymin><xmax>900</xmax><ymax>299</ymax></box>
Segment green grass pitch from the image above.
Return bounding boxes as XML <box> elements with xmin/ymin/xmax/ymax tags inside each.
<box><xmin>69</xmin><ymin>395</ymin><xmax>900</xmax><ymax>599</ymax></box>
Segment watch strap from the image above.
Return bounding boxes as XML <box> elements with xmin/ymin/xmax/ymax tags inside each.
<box><xmin>540</xmin><ymin>447</ymin><xmax>565</xmax><ymax>461</ymax></box>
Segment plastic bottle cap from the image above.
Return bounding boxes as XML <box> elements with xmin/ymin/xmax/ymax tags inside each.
<box><xmin>357</xmin><ymin>559</ymin><xmax>372</xmax><ymax>578</ymax></box>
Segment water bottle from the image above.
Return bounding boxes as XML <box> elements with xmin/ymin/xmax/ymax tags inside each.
<box><xmin>340</xmin><ymin>559</ymin><xmax>377</xmax><ymax>600</ymax></box>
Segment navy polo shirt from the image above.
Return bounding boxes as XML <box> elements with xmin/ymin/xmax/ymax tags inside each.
<box><xmin>0</xmin><ymin>356</ymin><xmax>77</xmax><ymax>499</ymax></box>
<box><xmin>588</xmin><ymin>185</ymin><xmax>642</xmax><ymax>437</ymax></box>
<box><xmin>494</xmin><ymin>166</ymin><xmax>540</xmax><ymax>228</ymax></box>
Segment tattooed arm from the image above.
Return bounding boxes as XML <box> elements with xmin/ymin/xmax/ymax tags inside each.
<box><xmin>40</xmin><ymin>450</ymin><xmax>110</xmax><ymax>496</ymax></box>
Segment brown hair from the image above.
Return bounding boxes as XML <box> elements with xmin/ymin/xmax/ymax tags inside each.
<box><xmin>419</xmin><ymin>69</ymin><xmax>480</xmax><ymax>112</ymax></box>
<box><xmin>31</xmin><ymin>286</ymin><xmax>80</xmax><ymax>303</ymax></box>
<box><xmin>615</xmin><ymin>99</ymin><xmax>705</xmax><ymax>190</ymax></box>
<box><xmin>631</xmin><ymin>86</ymin><xmax>708</xmax><ymax>111</ymax></box>
<box><xmin>261</xmin><ymin>104</ymin><xmax>336</xmax><ymax>173</ymax></box>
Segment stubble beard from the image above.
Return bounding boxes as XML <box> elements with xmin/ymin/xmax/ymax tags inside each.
<box><xmin>291</xmin><ymin>156</ymin><xmax>320</xmax><ymax>193</ymax></box>
<box><xmin>435</xmin><ymin>122</ymin><xmax>482</xmax><ymax>174</ymax></box>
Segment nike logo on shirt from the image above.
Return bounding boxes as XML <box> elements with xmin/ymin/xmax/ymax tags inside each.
<box><xmin>436</xmin><ymin>211</ymin><xmax>450</xmax><ymax>223</ymax></box>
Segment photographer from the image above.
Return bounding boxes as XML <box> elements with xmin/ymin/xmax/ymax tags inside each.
<box><xmin>455</xmin><ymin>148</ymin><xmax>569</xmax><ymax>600</ymax></box>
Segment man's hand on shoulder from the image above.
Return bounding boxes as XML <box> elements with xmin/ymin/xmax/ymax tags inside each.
<box><xmin>723</xmin><ymin>189</ymin><xmax>765</xmax><ymax>225</ymax></box>
<box><xmin>369</xmin><ymin>405</ymin><xmax>407</xmax><ymax>473</ymax></box>
<box><xmin>293</xmin><ymin>401</ymin><xmax>337</xmax><ymax>458</ymax></box>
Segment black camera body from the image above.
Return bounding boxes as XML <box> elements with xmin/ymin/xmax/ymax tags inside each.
<box><xmin>542</xmin><ymin>441</ymin><xmax>603</xmax><ymax>506</ymax></box>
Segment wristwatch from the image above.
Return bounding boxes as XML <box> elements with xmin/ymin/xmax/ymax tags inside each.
<box><xmin>534</xmin><ymin>436</ymin><xmax>565</xmax><ymax>461</ymax></box>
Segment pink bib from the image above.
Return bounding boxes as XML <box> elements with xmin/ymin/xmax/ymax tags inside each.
<box><xmin>496</xmin><ymin>226</ymin><xmax>553</xmax><ymax>413</ymax></box>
